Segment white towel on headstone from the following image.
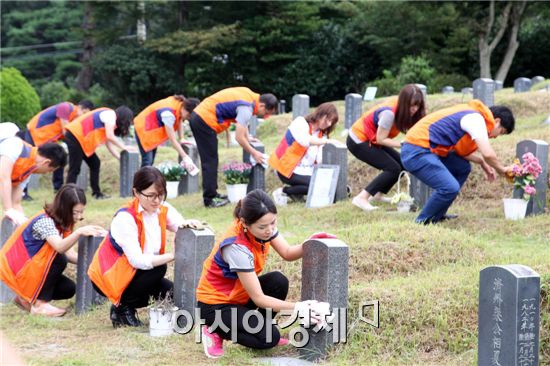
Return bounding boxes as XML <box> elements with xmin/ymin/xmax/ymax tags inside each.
<box><xmin>249</xmin><ymin>153</ymin><xmax>269</xmax><ymax>169</ymax></box>
<box><xmin>180</xmin><ymin>156</ymin><xmax>200</xmax><ymax>176</ymax></box>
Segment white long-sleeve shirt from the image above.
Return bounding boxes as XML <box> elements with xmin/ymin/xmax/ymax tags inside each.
<box><xmin>109</xmin><ymin>202</ymin><xmax>184</xmax><ymax>270</ymax></box>
<box><xmin>288</xmin><ymin>116</ymin><xmax>325</xmax><ymax>176</ymax></box>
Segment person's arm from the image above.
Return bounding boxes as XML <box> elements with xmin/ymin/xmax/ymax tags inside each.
<box><xmin>105</xmin><ymin>140</ymin><xmax>121</xmax><ymax>160</ymax></box>
<box><xmin>46</xmin><ymin>225</ymin><xmax>107</xmax><ymax>253</ymax></box>
<box><xmin>235</xmin><ymin>123</ymin><xmax>265</xmax><ymax>164</ymax></box>
<box><xmin>166</xmin><ymin>125</ymin><xmax>191</xmax><ymax>161</ymax></box>
<box><xmin>0</xmin><ymin>156</ymin><xmax>15</xmax><ymax>211</ymax></box>
<box><xmin>238</xmin><ymin>271</ymin><xmax>297</xmax><ymax>312</ymax></box>
<box><xmin>474</xmin><ymin>140</ymin><xmax>509</xmax><ymax>176</ymax></box>
<box><xmin>375</xmin><ymin>110</ymin><xmax>401</xmax><ymax>148</ymax></box>
<box><xmin>269</xmin><ymin>233</ymin><xmax>304</xmax><ymax>261</ymax></box>
<box><xmin>464</xmin><ymin>152</ymin><xmax>497</xmax><ymax>182</ymax></box>
<box><xmin>10</xmin><ymin>185</ymin><xmax>24</xmax><ymax>213</ymax></box>
<box><xmin>104</xmin><ymin>124</ymin><xmax>127</xmax><ymax>151</ymax></box>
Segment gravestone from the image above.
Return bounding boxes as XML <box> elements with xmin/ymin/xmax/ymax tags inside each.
<box><xmin>76</xmin><ymin>162</ymin><xmax>88</xmax><ymax>192</ymax></box>
<box><xmin>27</xmin><ymin>174</ymin><xmax>41</xmax><ymax>190</ymax></box>
<box><xmin>409</xmin><ymin>174</ymin><xmax>433</xmax><ymax>210</ymax></box>
<box><xmin>242</xmin><ymin>141</ymin><xmax>266</xmax><ymax>193</ymax></box>
<box><xmin>0</xmin><ymin>217</ymin><xmax>17</xmax><ymax>304</ymax></box>
<box><xmin>473</xmin><ymin>78</ymin><xmax>495</xmax><ymax>107</ymax></box>
<box><xmin>75</xmin><ymin>235</ymin><xmax>105</xmax><ymax>315</ymax></box>
<box><xmin>292</xmin><ymin>94</ymin><xmax>310</xmax><ymax>120</ymax></box>
<box><xmin>514</xmin><ymin>77</ymin><xmax>532</xmax><ymax>93</ymax></box>
<box><xmin>462</xmin><ymin>87</ymin><xmax>473</xmax><ymax>95</ymax></box>
<box><xmin>363</xmin><ymin>87</ymin><xmax>377</xmax><ymax>101</ymax></box>
<box><xmin>495</xmin><ymin>80</ymin><xmax>504</xmax><ymax>90</ymax></box>
<box><xmin>415</xmin><ymin>84</ymin><xmax>427</xmax><ymax>97</ymax></box>
<box><xmin>478</xmin><ymin>265</ymin><xmax>540</xmax><ymax>366</ymax></box>
<box><xmin>248</xmin><ymin>116</ymin><xmax>259</xmax><ymax>138</ymax></box>
<box><xmin>178</xmin><ymin>143</ymin><xmax>200</xmax><ymax>195</ymax></box>
<box><xmin>513</xmin><ymin>140</ymin><xmax>549</xmax><ymax>216</ymax></box>
<box><xmin>344</xmin><ymin>93</ymin><xmax>363</xmax><ymax>129</ymax></box>
<box><xmin>173</xmin><ymin>227</ymin><xmax>214</xmax><ymax>327</ymax></box>
<box><xmin>305</xmin><ymin>165</ymin><xmax>340</xmax><ymax>209</ymax></box>
<box><xmin>441</xmin><ymin>86</ymin><xmax>454</xmax><ymax>94</ymax></box>
<box><xmin>278</xmin><ymin>100</ymin><xmax>287</xmax><ymax>115</ymax></box>
<box><xmin>321</xmin><ymin>144</ymin><xmax>348</xmax><ymax>202</ymax></box>
<box><xmin>119</xmin><ymin>150</ymin><xmax>139</xmax><ymax>197</ymax></box>
<box><xmin>300</xmin><ymin>238</ymin><xmax>349</xmax><ymax>362</ymax></box>
<box><xmin>531</xmin><ymin>76</ymin><xmax>545</xmax><ymax>87</ymax></box>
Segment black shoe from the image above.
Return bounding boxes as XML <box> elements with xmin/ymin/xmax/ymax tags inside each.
<box><xmin>204</xmin><ymin>197</ymin><xmax>230</xmax><ymax>208</ymax></box>
<box><xmin>215</xmin><ymin>193</ymin><xmax>228</xmax><ymax>200</ymax></box>
<box><xmin>440</xmin><ymin>214</ymin><xmax>458</xmax><ymax>222</ymax></box>
<box><xmin>111</xmin><ymin>304</ymin><xmax>142</xmax><ymax>328</ymax></box>
<box><xmin>22</xmin><ymin>194</ymin><xmax>33</xmax><ymax>201</ymax></box>
<box><xmin>92</xmin><ymin>192</ymin><xmax>111</xmax><ymax>200</ymax></box>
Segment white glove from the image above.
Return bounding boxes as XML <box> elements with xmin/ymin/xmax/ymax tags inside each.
<box><xmin>249</xmin><ymin>153</ymin><xmax>269</xmax><ymax>169</ymax></box>
<box><xmin>5</xmin><ymin>209</ymin><xmax>27</xmax><ymax>226</ymax></box>
<box><xmin>294</xmin><ymin>300</ymin><xmax>322</xmax><ymax>327</ymax></box>
<box><xmin>180</xmin><ymin>156</ymin><xmax>200</xmax><ymax>176</ymax></box>
<box><xmin>309</xmin><ymin>301</ymin><xmax>335</xmax><ymax>329</ymax></box>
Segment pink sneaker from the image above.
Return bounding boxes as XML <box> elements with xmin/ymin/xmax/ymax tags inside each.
<box><xmin>202</xmin><ymin>325</ymin><xmax>224</xmax><ymax>358</ymax></box>
<box><xmin>277</xmin><ymin>337</ymin><xmax>289</xmax><ymax>346</ymax></box>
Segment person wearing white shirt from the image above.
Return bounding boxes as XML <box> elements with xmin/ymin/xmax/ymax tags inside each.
<box><xmin>90</xmin><ymin>166</ymin><xmax>201</xmax><ymax>327</ymax></box>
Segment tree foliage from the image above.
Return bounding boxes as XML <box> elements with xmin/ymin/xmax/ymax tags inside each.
<box><xmin>0</xmin><ymin>67</ymin><xmax>41</xmax><ymax>127</ymax></box>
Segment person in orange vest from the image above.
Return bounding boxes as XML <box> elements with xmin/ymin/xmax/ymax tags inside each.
<box><xmin>401</xmin><ymin>100</ymin><xmax>515</xmax><ymax>224</ymax></box>
<box><xmin>0</xmin><ymin>184</ymin><xmax>106</xmax><ymax>317</ymax></box>
<box><xmin>196</xmin><ymin>190</ymin><xmax>332</xmax><ymax>359</ymax></box>
<box><xmin>269</xmin><ymin>103</ymin><xmax>340</xmax><ymax>203</ymax></box>
<box><xmin>347</xmin><ymin>84</ymin><xmax>426</xmax><ymax>211</ymax></box>
<box><xmin>134</xmin><ymin>95</ymin><xmax>200</xmax><ymax>168</ymax></box>
<box><xmin>88</xmin><ymin>166</ymin><xmax>201</xmax><ymax>327</ymax></box>
<box><xmin>0</xmin><ymin>136</ymin><xmax>67</xmax><ymax>225</ymax></box>
<box><xmin>189</xmin><ymin>87</ymin><xmax>278</xmax><ymax>208</ymax></box>
<box><xmin>65</xmin><ymin>106</ymin><xmax>135</xmax><ymax>199</ymax></box>
<box><xmin>16</xmin><ymin>100</ymin><xmax>94</xmax><ymax>199</ymax></box>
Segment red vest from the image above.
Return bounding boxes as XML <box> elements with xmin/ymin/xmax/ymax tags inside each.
<box><xmin>134</xmin><ymin>97</ymin><xmax>183</xmax><ymax>152</ymax></box>
<box><xmin>0</xmin><ymin>138</ymin><xmax>39</xmax><ymax>187</ymax></box>
<box><xmin>65</xmin><ymin>108</ymin><xmax>111</xmax><ymax>157</ymax></box>
<box><xmin>350</xmin><ymin>98</ymin><xmax>399</xmax><ymax>144</ymax></box>
<box><xmin>27</xmin><ymin>102</ymin><xmax>79</xmax><ymax>146</ymax></box>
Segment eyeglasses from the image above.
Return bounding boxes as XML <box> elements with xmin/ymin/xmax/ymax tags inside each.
<box><xmin>138</xmin><ymin>191</ymin><xmax>165</xmax><ymax>202</ymax></box>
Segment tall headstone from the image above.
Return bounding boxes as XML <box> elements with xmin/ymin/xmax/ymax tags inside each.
<box><xmin>178</xmin><ymin>143</ymin><xmax>200</xmax><ymax>195</ymax></box>
<box><xmin>495</xmin><ymin>80</ymin><xmax>504</xmax><ymax>90</ymax></box>
<box><xmin>441</xmin><ymin>86</ymin><xmax>454</xmax><ymax>94</ymax></box>
<box><xmin>0</xmin><ymin>217</ymin><xmax>17</xmax><ymax>304</ymax></box>
<box><xmin>75</xmin><ymin>235</ymin><xmax>105</xmax><ymax>315</ymax></box>
<box><xmin>300</xmin><ymin>238</ymin><xmax>349</xmax><ymax>362</ymax></box>
<box><xmin>513</xmin><ymin>140</ymin><xmax>549</xmax><ymax>216</ymax></box>
<box><xmin>292</xmin><ymin>94</ymin><xmax>310</xmax><ymax>120</ymax></box>
<box><xmin>248</xmin><ymin>116</ymin><xmax>259</xmax><ymax>138</ymax></box>
<box><xmin>478</xmin><ymin>265</ymin><xmax>540</xmax><ymax>366</ymax></box>
<box><xmin>473</xmin><ymin>78</ymin><xmax>495</xmax><ymax>107</ymax></box>
<box><xmin>344</xmin><ymin>93</ymin><xmax>363</xmax><ymax>129</ymax></box>
<box><xmin>409</xmin><ymin>174</ymin><xmax>432</xmax><ymax>210</ymax></box>
<box><xmin>531</xmin><ymin>76</ymin><xmax>545</xmax><ymax>87</ymax></box>
<box><xmin>514</xmin><ymin>77</ymin><xmax>532</xmax><ymax>93</ymax></box>
<box><xmin>173</xmin><ymin>227</ymin><xmax>214</xmax><ymax>327</ymax></box>
<box><xmin>415</xmin><ymin>84</ymin><xmax>427</xmax><ymax>97</ymax></box>
<box><xmin>278</xmin><ymin>100</ymin><xmax>286</xmax><ymax>115</ymax></box>
<box><xmin>76</xmin><ymin>162</ymin><xmax>89</xmax><ymax>192</ymax></box>
<box><xmin>321</xmin><ymin>144</ymin><xmax>348</xmax><ymax>202</ymax></box>
<box><xmin>243</xmin><ymin>141</ymin><xmax>266</xmax><ymax>193</ymax></box>
<box><xmin>119</xmin><ymin>150</ymin><xmax>139</xmax><ymax>197</ymax></box>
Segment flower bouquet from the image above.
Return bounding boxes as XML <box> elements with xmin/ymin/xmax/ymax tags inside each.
<box><xmin>221</xmin><ymin>161</ymin><xmax>252</xmax><ymax>202</ymax></box>
<box><xmin>157</xmin><ymin>161</ymin><xmax>186</xmax><ymax>199</ymax></box>
<box><xmin>503</xmin><ymin>152</ymin><xmax>542</xmax><ymax>219</ymax></box>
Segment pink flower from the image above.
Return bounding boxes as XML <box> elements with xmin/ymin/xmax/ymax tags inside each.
<box><xmin>523</xmin><ymin>185</ymin><xmax>536</xmax><ymax>196</ymax></box>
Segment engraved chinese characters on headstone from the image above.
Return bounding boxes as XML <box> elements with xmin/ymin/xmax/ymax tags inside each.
<box><xmin>473</xmin><ymin>78</ymin><xmax>495</xmax><ymax>107</ymax></box>
<box><xmin>292</xmin><ymin>94</ymin><xmax>310</xmax><ymax>120</ymax></box>
<box><xmin>513</xmin><ymin>140</ymin><xmax>549</xmax><ymax>216</ymax></box>
<box><xmin>478</xmin><ymin>265</ymin><xmax>540</xmax><ymax>366</ymax></box>
<box><xmin>0</xmin><ymin>217</ymin><xmax>17</xmax><ymax>304</ymax></box>
<box><xmin>76</xmin><ymin>235</ymin><xmax>105</xmax><ymax>314</ymax></box>
<box><xmin>344</xmin><ymin>93</ymin><xmax>362</xmax><ymax>129</ymax></box>
<box><xmin>119</xmin><ymin>150</ymin><xmax>139</xmax><ymax>197</ymax></box>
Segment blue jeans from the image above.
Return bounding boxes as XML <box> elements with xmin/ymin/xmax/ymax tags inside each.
<box><xmin>401</xmin><ymin>143</ymin><xmax>471</xmax><ymax>223</ymax></box>
<box><xmin>135</xmin><ymin>134</ymin><xmax>157</xmax><ymax>168</ymax></box>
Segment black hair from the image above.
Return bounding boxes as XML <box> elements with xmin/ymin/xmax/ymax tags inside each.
<box><xmin>44</xmin><ymin>183</ymin><xmax>86</xmax><ymax>231</ymax></box>
<box><xmin>184</xmin><ymin>97</ymin><xmax>200</xmax><ymax>113</ymax></box>
<box><xmin>259</xmin><ymin>93</ymin><xmax>278</xmax><ymax>112</ymax></box>
<box><xmin>133</xmin><ymin>166</ymin><xmax>167</xmax><ymax>198</ymax></box>
<box><xmin>114</xmin><ymin>105</ymin><xmax>133</xmax><ymax>137</ymax></box>
<box><xmin>37</xmin><ymin>143</ymin><xmax>67</xmax><ymax>168</ymax></box>
<box><xmin>78</xmin><ymin>99</ymin><xmax>94</xmax><ymax>111</ymax></box>
<box><xmin>489</xmin><ymin>105</ymin><xmax>515</xmax><ymax>134</ymax></box>
<box><xmin>233</xmin><ymin>189</ymin><xmax>277</xmax><ymax>225</ymax></box>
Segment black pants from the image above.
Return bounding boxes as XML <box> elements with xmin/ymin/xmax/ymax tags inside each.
<box><xmin>277</xmin><ymin>172</ymin><xmax>311</xmax><ymax>197</ymax></box>
<box><xmin>37</xmin><ymin>253</ymin><xmax>75</xmax><ymax>302</ymax></box>
<box><xmin>94</xmin><ymin>264</ymin><xmax>172</xmax><ymax>309</ymax></box>
<box><xmin>347</xmin><ymin>136</ymin><xmax>404</xmax><ymax>195</ymax></box>
<box><xmin>189</xmin><ymin>112</ymin><xmax>219</xmax><ymax>204</ymax></box>
<box><xmin>197</xmin><ymin>271</ymin><xmax>289</xmax><ymax>349</ymax></box>
<box><xmin>65</xmin><ymin>130</ymin><xmax>102</xmax><ymax>195</ymax></box>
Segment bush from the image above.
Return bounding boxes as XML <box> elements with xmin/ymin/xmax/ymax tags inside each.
<box><xmin>0</xmin><ymin>67</ymin><xmax>41</xmax><ymax>127</ymax></box>
<box><xmin>371</xmin><ymin>70</ymin><xmax>401</xmax><ymax>97</ymax></box>
<box><xmin>40</xmin><ymin>81</ymin><xmax>70</xmax><ymax>108</ymax></box>
<box><xmin>398</xmin><ymin>55</ymin><xmax>435</xmax><ymax>85</ymax></box>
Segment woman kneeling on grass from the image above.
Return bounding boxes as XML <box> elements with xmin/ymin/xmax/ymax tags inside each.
<box><xmin>196</xmin><ymin>189</ymin><xmax>329</xmax><ymax>359</ymax></box>
<box><xmin>0</xmin><ymin>184</ymin><xmax>106</xmax><ymax>317</ymax></box>
<box><xmin>88</xmin><ymin>166</ymin><xmax>201</xmax><ymax>328</ymax></box>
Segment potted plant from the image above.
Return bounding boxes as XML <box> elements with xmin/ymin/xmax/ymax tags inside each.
<box><xmin>148</xmin><ymin>292</ymin><xmax>178</xmax><ymax>337</ymax></box>
<box><xmin>391</xmin><ymin>172</ymin><xmax>413</xmax><ymax>213</ymax></box>
<box><xmin>221</xmin><ymin>161</ymin><xmax>252</xmax><ymax>203</ymax></box>
<box><xmin>503</xmin><ymin>152</ymin><xmax>542</xmax><ymax>220</ymax></box>
<box><xmin>157</xmin><ymin>161</ymin><xmax>186</xmax><ymax>199</ymax></box>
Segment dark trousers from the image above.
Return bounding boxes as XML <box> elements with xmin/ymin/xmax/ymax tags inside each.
<box><xmin>347</xmin><ymin>136</ymin><xmax>403</xmax><ymax>195</ymax></box>
<box><xmin>198</xmin><ymin>271</ymin><xmax>289</xmax><ymax>349</ymax></box>
<box><xmin>135</xmin><ymin>133</ymin><xmax>157</xmax><ymax>168</ymax></box>
<box><xmin>37</xmin><ymin>253</ymin><xmax>76</xmax><ymax>302</ymax></box>
<box><xmin>16</xmin><ymin>129</ymin><xmax>64</xmax><ymax>191</ymax></box>
<box><xmin>277</xmin><ymin>172</ymin><xmax>311</xmax><ymax>196</ymax></box>
<box><xmin>189</xmin><ymin>112</ymin><xmax>219</xmax><ymax>204</ymax></box>
<box><xmin>65</xmin><ymin>131</ymin><xmax>102</xmax><ymax>195</ymax></box>
<box><xmin>94</xmin><ymin>264</ymin><xmax>172</xmax><ymax>309</ymax></box>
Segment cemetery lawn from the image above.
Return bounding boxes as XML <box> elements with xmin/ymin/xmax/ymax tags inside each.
<box><xmin>1</xmin><ymin>89</ymin><xmax>549</xmax><ymax>365</ymax></box>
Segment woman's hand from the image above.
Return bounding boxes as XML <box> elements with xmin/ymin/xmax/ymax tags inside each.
<box><xmin>181</xmin><ymin>219</ymin><xmax>204</xmax><ymax>230</ymax></box>
<box><xmin>77</xmin><ymin>225</ymin><xmax>108</xmax><ymax>237</ymax></box>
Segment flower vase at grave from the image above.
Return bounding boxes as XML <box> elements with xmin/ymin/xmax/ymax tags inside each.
<box><xmin>149</xmin><ymin>305</ymin><xmax>178</xmax><ymax>337</ymax></box>
<box><xmin>502</xmin><ymin>198</ymin><xmax>528</xmax><ymax>220</ymax></box>
<box><xmin>227</xmin><ymin>184</ymin><xmax>248</xmax><ymax>203</ymax></box>
<box><xmin>166</xmin><ymin>181</ymin><xmax>179</xmax><ymax>199</ymax></box>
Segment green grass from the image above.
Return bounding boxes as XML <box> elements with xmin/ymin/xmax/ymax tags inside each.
<box><xmin>1</xmin><ymin>89</ymin><xmax>549</xmax><ymax>365</ymax></box>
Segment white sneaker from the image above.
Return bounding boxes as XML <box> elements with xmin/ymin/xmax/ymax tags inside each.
<box><xmin>272</xmin><ymin>187</ymin><xmax>288</xmax><ymax>206</ymax></box>
<box><xmin>368</xmin><ymin>196</ymin><xmax>392</xmax><ymax>203</ymax></box>
<box><xmin>352</xmin><ymin>196</ymin><xmax>379</xmax><ymax>212</ymax></box>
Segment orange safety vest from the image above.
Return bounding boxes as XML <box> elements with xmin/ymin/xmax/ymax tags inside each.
<box><xmin>0</xmin><ymin>211</ymin><xmax>70</xmax><ymax>303</ymax></box>
<box><xmin>404</xmin><ymin>99</ymin><xmax>495</xmax><ymax>157</ymax></box>
<box><xmin>87</xmin><ymin>198</ymin><xmax>168</xmax><ymax>305</ymax></box>
<box><xmin>350</xmin><ymin>98</ymin><xmax>399</xmax><ymax>145</ymax></box>
<box><xmin>27</xmin><ymin>102</ymin><xmax>79</xmax><ymax>146</ymax></box>
<box><xmin>134</xmin><ymin>97</ymin><xmax>183</xmax><ymax>152</ymax></box>
<box><xmin>193</xmin><ymin>87</ymin><xmax>260</xmax><ymax>134</ymax></box>
<box><xmin>268</xmin><ymin>121</ymin><xmax>324</xmax><ymax>179</ymax></box>
<box><xmin>196</xmin><ymin>220</ymin><xmax>271</xmax><ymax>305</ymax></box>
<box><xmin>65</xmin><ymin>107</ymin><xmax>111</xmax><ymax>157</ymax></box>
<box><xmin>0</xmin><ymin>138</ymin><xmax>39</xmax><ymax>187</ymax></box>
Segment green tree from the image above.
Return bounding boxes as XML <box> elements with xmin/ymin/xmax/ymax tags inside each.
<box><xmin>0</xmin><ymin>67</ymin><xmax>41</xmax><ymax>127</ymax></box>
